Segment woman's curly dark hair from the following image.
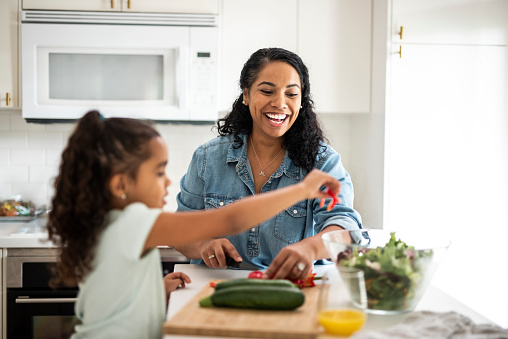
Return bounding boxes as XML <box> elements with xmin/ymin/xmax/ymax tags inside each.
<box><xmin>47</xmin><ymin>111</ymin><xmax>160</xmax><ymax>287</ymax></box>
<box><xmin>216</xmin><ymin>47</ymin><xmax>327</xmax><ymax>172</ymax></box>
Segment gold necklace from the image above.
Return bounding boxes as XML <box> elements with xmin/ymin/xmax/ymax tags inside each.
<box><xmin>250</xmin><ymin>137</ymin><xmax>284</xmax><ymax>177</ymax></box>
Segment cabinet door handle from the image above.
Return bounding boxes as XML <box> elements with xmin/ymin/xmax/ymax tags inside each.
<box><xmin>6</xmin><ymin>92</ymin><xmax>10</xmax><ymax>106</ymax></box>
<box><xmin>16</xmin><ymin>297</ymin><xmax>77</xmax><ymax>304</ymax></box>
<box><xmin>399</xmin><ymin>26</ymin><xmax>404</xmax><ymax>40</ymax></box>
<box><xmin>128</xmin><ymin>0</ymin><xmax>131</xmax><ymax>9</ymax></box>
<box><xmin>111</xmin><ymin>0</ymin><xmax>114</xmax><ymax>9</ymax></box>
<box><xmin>397</xmin><ymin>45</ymin><xmax>402</xmax><ymax>59</ymax></box>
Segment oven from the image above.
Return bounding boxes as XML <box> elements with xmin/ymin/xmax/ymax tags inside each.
<box><xmin>3</xmin><ymin>247</ymin><xmax>189</xmax><ymax>339</ymax></box>
<box><xmin>4</xmin><ymin>248</ymin><xmax>77</xmax><ymax>339</ymax></box>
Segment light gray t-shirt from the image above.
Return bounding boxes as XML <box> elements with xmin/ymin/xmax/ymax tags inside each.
<box><xmin>72</xmin><ymin>203</ymin><xmax>165</xmax><ymax>339</ymax></box>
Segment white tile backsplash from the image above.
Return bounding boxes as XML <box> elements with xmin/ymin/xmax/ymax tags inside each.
<box><xmin>29</xmin><ymin>166</ymin><xmax>59</xmax><ymax>184</ymax></box>
<box><xmin>28</xmin><ymin>132</ymin><xmax>64</xmax><ymax>148</ymax></box>
<box><xmin>0</xmin><ymin>183</ymin><xmax>12</xmax><ymax>198</ymax></box>
<box><xmin>11</xmin><ymin>114</ymin><xmax>45</xmax><ymax>131</ymax></box>
<box><xmin>0</xmin><ymin>150</ymin><xmax>9</xmax><ymax>165</ymax></box>
<box><xmin>0</xmin><ymin>110</ymin><xmax>352</xmax><ymax>210</ymax></box>
<box><xmin>0</xmin><ymin>166</ymin><xmax>29</xmax><ymax>183</ymax></box>
<box><xmin>0</xmin><ymin>132</ymin><xmax>28</xmax><ymax>147</ymax></box>
<box><xmin>11</xmin><ymin>182</ymin><xmax>52</xmax><ymax>202</ymax></box>
<box><xmin>11</xmin><ymin>149</ymin><xmax>45</xmax><ymax>165</ymax></box>
<box><xmin>0</xmin><ymin>115</ymin><xmax>9</xmax><ymax>131</ymax></box>
<box><xmin>46</xmin><ymin>149</ymin><xmax>63</xmax><ymax>166</ymax></box>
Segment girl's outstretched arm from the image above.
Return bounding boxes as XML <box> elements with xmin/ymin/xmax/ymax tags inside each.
<box><xmin>143</xmin><ymin>169</ymin><xmax>340</xmax><ymax>250</ymax></box>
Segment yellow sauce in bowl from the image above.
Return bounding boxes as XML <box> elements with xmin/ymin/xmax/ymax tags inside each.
<box><xmin>318</xmin><ymin>309</ymin><xmax>366</xmax><ymax>336</ymax></box>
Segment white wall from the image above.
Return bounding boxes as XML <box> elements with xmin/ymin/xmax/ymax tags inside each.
<box><xmin>0</xmin><ymin>109</ymin><xmax>354</xmax><ymax>213</ymax></box>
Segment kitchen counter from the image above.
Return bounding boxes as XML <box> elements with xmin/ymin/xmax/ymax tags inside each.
<box><xmin>0</xmin><ymin>221</ymin><xmax>55</xmax><ymax>248</ymax></box>
<box><xmin>164</xmin><ymin>264</ymin><xmax>494</xmax><ymax>339</ymax></box>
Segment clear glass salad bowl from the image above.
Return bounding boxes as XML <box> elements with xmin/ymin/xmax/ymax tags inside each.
<box><xmin>322</xmin><ymin>229</ymin><xmax>450</xmax><ymax>315</ymax></box>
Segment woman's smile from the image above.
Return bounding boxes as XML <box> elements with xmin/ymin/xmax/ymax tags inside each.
<box><xmin>264</xmin><ymin>112</ymin><xmax>289</xmax><ymax>126</ymax></box>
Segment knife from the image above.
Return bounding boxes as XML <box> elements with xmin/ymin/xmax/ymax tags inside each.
<box><xmin>225</xmin><ymin>255</ymin><xmax>260</xmax><ymax>270</ymax></box>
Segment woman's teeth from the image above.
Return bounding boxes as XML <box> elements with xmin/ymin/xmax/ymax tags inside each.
<box><xmin>265</xmin><ymin>113</ymin><xmax>287</xmax><ymax>123</ymax></box>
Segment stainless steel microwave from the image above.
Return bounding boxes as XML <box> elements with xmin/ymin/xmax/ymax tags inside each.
<box><xmin>21</xmin><ymin>11</ymin><xmax>219</xmax><ymax>122</ymax></box>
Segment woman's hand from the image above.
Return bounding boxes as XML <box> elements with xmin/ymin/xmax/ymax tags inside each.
<box><xmin>200</xmin><ymin>238</ymin><xmax>242</xmax><ymax>268</ymax></box>
<box><xmin>263</xmin><ymin>242</ymin><xmax>314</xmax><ymax>280</ymax></box>
<box><xmin>163</xmin><ymin>272</ymin><xmax>191</xmax><ymax>302</ymax></box>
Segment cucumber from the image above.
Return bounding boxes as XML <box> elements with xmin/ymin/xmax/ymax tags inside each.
<box><xmin>199</xmin><ymin>285</ymin><xmax>305</xmax><ymax>310</ymax></box>
<box><xmin>214</xmin><ymin>278</ymin><xmax>298</xmax><ymax>291</ymax></box>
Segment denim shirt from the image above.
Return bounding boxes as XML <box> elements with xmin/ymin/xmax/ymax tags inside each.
<box><xmin>176</xmin><ymin>133</ymin><xmax>362</xmax><ymax>268</ymax></box>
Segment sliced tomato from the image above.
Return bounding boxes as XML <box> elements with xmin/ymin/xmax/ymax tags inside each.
<box><xmin>248</xmin><ymin>271</ymin><xmax>264</xmax><ymax>279</ymax></box>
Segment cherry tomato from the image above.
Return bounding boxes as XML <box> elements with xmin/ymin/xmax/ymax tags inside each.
<box><xmin>248</xmin><ymin>271</ymin><xmax>263</xmax><ymax>279</ymax></box>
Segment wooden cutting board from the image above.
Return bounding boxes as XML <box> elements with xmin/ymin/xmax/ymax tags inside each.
<box><xmin>163</xmin><ymin>280</ymin><xmax>324</xmax><ymax>339</ymax></box>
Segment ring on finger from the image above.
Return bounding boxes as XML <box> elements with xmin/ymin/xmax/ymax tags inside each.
<box><xmin>296</xmin><ymin>262</ymin><xmax>306</xmax><ymax>272</ymax></box>
<box><xmin>208</xmin><ymin>254</ymin><xmax>216</xmax><ymax>260</ymax></box>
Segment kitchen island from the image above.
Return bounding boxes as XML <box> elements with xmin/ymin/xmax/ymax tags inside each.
<box><xmin>164</xmin><ymin>264</ymin><xmax>495</xmax><ymax>339</ymax></box>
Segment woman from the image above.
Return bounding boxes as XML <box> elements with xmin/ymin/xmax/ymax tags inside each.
<box><xmin>175</xmin><ymin>47</ymin><xmax>362</xmax><ymax>280</ymax></box>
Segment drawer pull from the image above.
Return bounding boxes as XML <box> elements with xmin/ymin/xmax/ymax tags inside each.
<box><xmin>16</xmin><ymin>297</ymin><xmax>77</xmax><ymax>304</ymax></box>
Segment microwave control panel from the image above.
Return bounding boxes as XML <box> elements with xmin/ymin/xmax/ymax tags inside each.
<box><xmin>189</xmin><ymin>27</ymin><xmax>219</xmax><ymax>121</ymax></box>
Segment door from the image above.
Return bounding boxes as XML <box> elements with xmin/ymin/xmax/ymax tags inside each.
<box><xmin>0</xmin><ymin>0</ymin><xmax>19</xmax><ymax>107</ymax></box>
<box><xmin>7</xmin><ymin>289</ymin><xmax>78</xmax><ymax>339</ymax></box>
<box><xmin>386</xmin><ymin>0</ymin><xmax>508</xmax><ymax>326</ymax></box>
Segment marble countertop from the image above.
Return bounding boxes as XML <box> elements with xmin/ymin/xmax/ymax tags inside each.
<box><xmin>164</xmin><ymin>264</ymin><xmax>495</xmax><ymax>339</ymax></box>
<box><xmin>0</xmin><ymin>220</ymin><xmax>56</xmax><ymax>248</ymax></box>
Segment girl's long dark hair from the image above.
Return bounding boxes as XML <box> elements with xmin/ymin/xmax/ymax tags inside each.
<box><xmin>216</xmin><ymin>47</ymin><xmax>326</xmax><ymax>172</ymax></box>
<box><xmin>47</xmin><ymin>111</ymin><xmax>160</xmax><ymax>286</ymax></box>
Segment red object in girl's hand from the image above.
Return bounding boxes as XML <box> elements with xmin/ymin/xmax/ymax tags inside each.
<box><xmin>248</xmin><ymin>271</ymin><xmax>264</xmax><ymax>279</ymax></box>
<box><xmin>209</xmin><ymin>282</ymin><xmax>217</xmax><ymax>288</ymax></box>
<box><xmin>325</xmin><ymin>188</ymin><xmax>340</xmax><ymax>211</ymax></box>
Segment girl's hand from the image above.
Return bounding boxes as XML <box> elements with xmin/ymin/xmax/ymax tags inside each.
<box><xmin>200</xmin><ymin>238</ymin><xmax>242</xmax><ymax>269</ymax></box>
<box><xmin>164</xmin><ymin>272</ymin><xmax>191</xmax><ymax>302</ymax></box>
<box><xmin>301</xmin><ymin>169</ymin><xmax>341</xmax><ymax>206</ymax></box>
<box><xmin>164</xmin><ymin>272</ymin><xmax>191</xmax><ymax>292</ymax></box>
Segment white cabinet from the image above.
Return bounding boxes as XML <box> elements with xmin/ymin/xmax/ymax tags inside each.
<box><xmin>219</xmin><ymin>0</ymin><xmax>372</xmax><ymax>114</ymax></box>
<box><xmin>298</xmin><ymin>0</ymin><xmax>372</xmax><ymax>113</ymax></box>
<box><xmin>219</xmin><ymin>0</ymin><xmax>298</xmax><ymax>112</ymax></box>
<box><xmin>0</xmin><ymin>0</ymin><xmax>19</xmax><ymax>108</ymax></box>
<box><xmin>22</xmin><ymin>0</ymin><xmax>218</xmax><ymax>14</ymax></box>
<box><xmin>392</xmin><ymin>0</ymin><xmax>507</xmax><ymax>45</ymax></box>
<box><xmin>23</xmin><ymin>0</ymin><xmax>122</xmax><ymax>11</ymax></box>
<box><xmin>386</xmin><ymin>0</ymin><xmax>508</xmax><ymax>327</ymax></box>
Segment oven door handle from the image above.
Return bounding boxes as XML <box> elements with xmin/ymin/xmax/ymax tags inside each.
<box><xmin>16</xmin><ymin>297</ymin><xmax>77</xmax><ymax>304</ymax></box>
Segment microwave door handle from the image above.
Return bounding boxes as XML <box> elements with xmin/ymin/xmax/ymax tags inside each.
<box><xmin>176</xmin><ymin>46</ymin><xmax>189</xmax><ymax>113</ymax></box>
<box><xmin>16</xmin><ymin>297</ymin><xmax>77</xmax><ymax>304</ymax></box>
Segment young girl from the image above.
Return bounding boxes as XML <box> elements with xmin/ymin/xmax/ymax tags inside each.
<box><xmin>47</xmin><ymin>110</ymin><xmax>340</xmax><ymax>339</ymax></box>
